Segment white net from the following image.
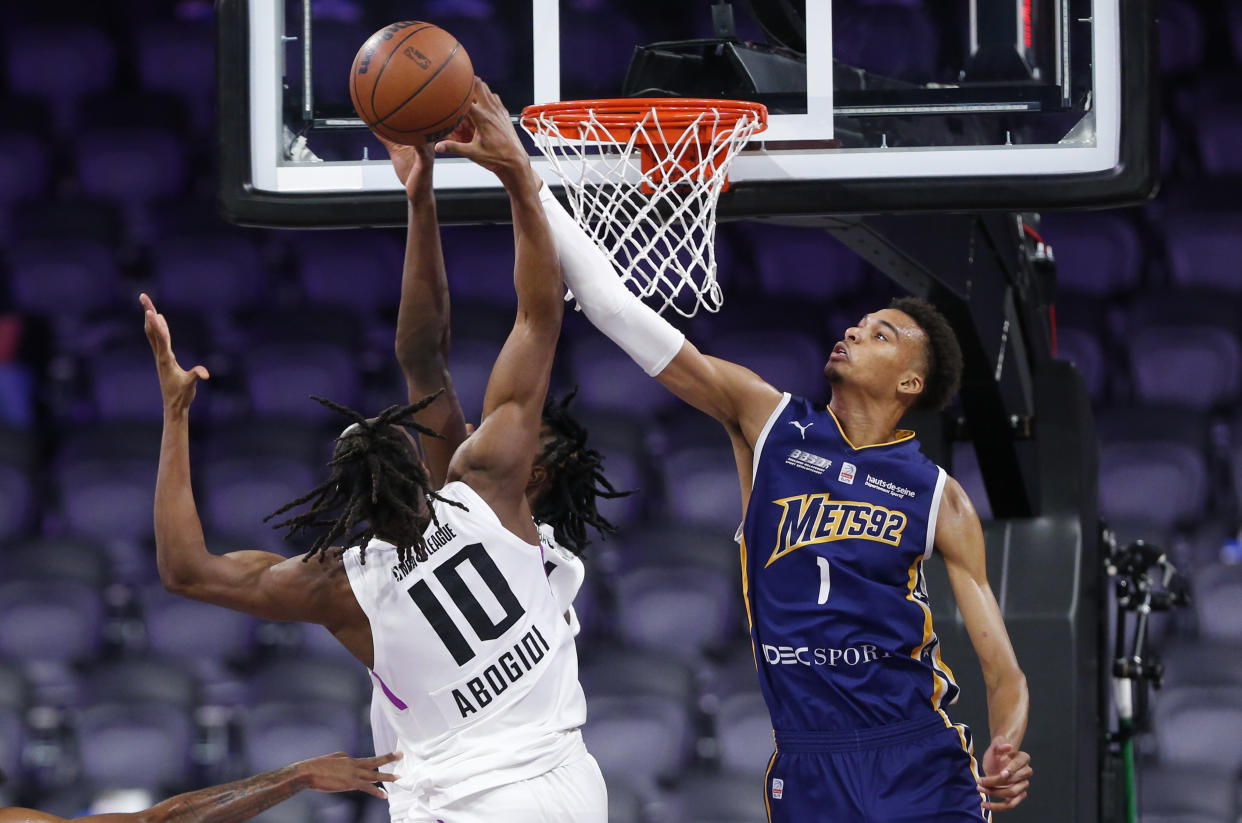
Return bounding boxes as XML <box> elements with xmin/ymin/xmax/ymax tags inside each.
<box><xmin>522</xmin><ymin>100</ymin><xmax>766</xmax><ymax>317</ymax></box>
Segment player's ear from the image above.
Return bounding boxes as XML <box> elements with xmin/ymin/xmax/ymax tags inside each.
<box><xmin>526</xmin><ymin>462</ymin><xmax>549</xmax><ymax>496</ymax></box>
<box><xmin>896</xmin><ymin>369</ymin><xmax>924</xmax><ymax>402</ymax></box>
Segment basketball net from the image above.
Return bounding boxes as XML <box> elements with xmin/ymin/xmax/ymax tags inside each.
<box><xmin>521</xmin><ymin>99</ymin><xmax>767</xmax><ymax>317</ymax></box>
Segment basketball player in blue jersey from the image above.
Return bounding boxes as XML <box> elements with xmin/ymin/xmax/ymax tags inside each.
<box><xmin>536</xmin><ymin>193</ymin><xmax>1033</xmax><ymax>820</ymax></box>
<box><xmin>0</xmin><ymin>752</ymin><xmax>400</xmax><ymax>823</ymax></box>
<box><xmin>141</xmin><ymin>79</ymin><xmax>606</xmax><ymax>822</ymax></box>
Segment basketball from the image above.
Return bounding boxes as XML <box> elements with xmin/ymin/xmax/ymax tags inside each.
<box><xmin>349</xmin><ymin>21</ymin><xmax>474</xmax><ymax>146</ymax></box>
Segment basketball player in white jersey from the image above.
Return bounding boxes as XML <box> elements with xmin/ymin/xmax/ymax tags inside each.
<box><xmin>142</xmin><ymin>79</ymin><xmax>607</xmax><ymax>823</ymax></box>
<box><xmin>373</xmin><ymin>127</ymin><xmax>626</xmax><ymax>632</ymax></box>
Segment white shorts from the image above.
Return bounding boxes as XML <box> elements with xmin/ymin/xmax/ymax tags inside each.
<box><xmin>402</xmin><ymin>752</ymin><xmax>608</xmax><ymax>823</ymax></box>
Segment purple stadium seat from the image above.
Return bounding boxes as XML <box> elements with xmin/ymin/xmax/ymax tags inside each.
<box><xmin>0</xmin><ymin>537</ymin><xmax>112</xmax><ymax>590</ymax></box>
<box><xmin>581</xmin><ymin>694</ymin><xmax>693</xmax><ymax>783</ymax></box>
<box><xmin>150</xmin><ymin>234</ymin><xmax>265</xmax><ymax>316</ymax></box>
<box><xmin>439</xmin><ymin>225</ymin><xmax>517</xmax><ymax>305</ymax></box>
<box><xmin>1041</xmin><ymin>213</ymin><xmax>1142</xmax><ymax>297</ymax></box>
<box><xmin>75</xmin><ymin>127</ymin><xmax>187</xmax><ymax>209</ymax></box>
<box><xmin>745</xmin><ymin>224</ymin><xmax>867</xmax><ymax>301</ymax></box>
<box><xmin>1158</xmin><ymin>0</ymin><xmax>1205</xmax><ymax>75</ymax></box>
<box><xmin>569</xmin><ymin>335</ymin><xmax>677</xmax><ymax>417</ymax></box>
<box><xmin>0</xmin><ymin>131</ymin><xmax>50</xmax><ymax>207</ymax></box>
<box><xmin>76</xmin><ymin>702</ymin><xmax>194</xmax><ymax>790</ymax></box>
<box><xmin>56</xmin><ymin>458</ymin><xmax>157</xmax><ymax>544</ymax></box>
<box><xmin>660</xmin><ymin>445</ymin><xmax>745</xmax><ymax>529</ymax></box>
<box><xmin>835</xmin><ymin>5</ymin><xmax>938</xmax><ymax>81</ymax></box>
<box><xmin>1127</xmin><ymin>326</ymin><xmax>1241</xmax><ymax>409</ymax></box>
<box><xmin>1162</xmin><ymin>639</ymin><xmax>1242</xmax><ymax>688</ymax></box>
<box><xmin>201</xmin><ymin>455</ymin><xmax>318</xmax><ymax>551</ymax></box>
<box><xmin>0</xmin><ymin>463</ymin><xmax>33</xmax><ymax>541</ymax></box>
<box><xmin>614</xmin><ymin>564</ymin><xmax>738</xmax><ymax>658</ymax></box>
<box><xmin>7</xmin><ymin>238</ymin><xmax>120</xmax><ymax>320</ymax></box>
<box><xmin>705</xmin><ymin>331</ymin><xmax>829</xmax><ymax>402</ymax></box>
<box><xmin>300</xmin><ymin>622</ymin><xmax>362</xmax><ymax>664</ymax></box>
<box><xmin>1164</xmin><ymin>213</ymin><xmax>1242</xmax><ymax>293</ymax></box>
<box><xmin>141</xmin><ymin>586</ymin><xmax>257</xmax><ymax>664</ymax></box>
<box><xmin>246</xmin><ymin>658</ymin><xmax>370</xmax><ymax>706</ymax></box>
<box><xmin>1055</xmin><ymin>327</ymin><xmax>1106</xmax><ymax>402</ymax></box>
<box><xmin>241</xmin><ymin>701</ymin><xmax>360</xmax><ymax>773</ymax></box>
<box><xmin>1139</xmin><ymin>762</ymin><xmax>1239</xmax><ymax>823</ymax></box>
<box><xmin>89</xmin><ymin>345</ymin><xmax>190</xmax><ymax>422</ymax></box>
<box><xmin>1153</xmin><ymin>686</ymin><xmax>1242</xmax><ymax>771</ymax></box>
<box><xmin>1195</xmin><ymin>105</ymin><xmax>1242</xmax><ymax>175</ymax></box>
<box><xmin>0</xmin><ymin>580</ymin><xmax>103</xmax><ymax>664</ymax></box>
<box><xmin>714</xmin><ymin>690</ymin><xmax>774</xmax><ymax>774</ymax></box>
<box><xmin>291</xmin><ymin>232</ymin><xmax>402</xmax><ymax>315</ymax></box>
<box><xmin>1098</xmin><ymin>442</ymin><xmax>1207</xmax><ymax>530</ymax></box>
<box><xmin>135</xmin><ymin>22</ymin><xmax>217</xmax><ymax>129</ymax></box>
<box><xmin>0</xmin><ymin>364</ymin><xmax>34</xmax><ymax>429</ymax></box>
<box><xmin>951</xmin><ymin>442</ymin><xmax>993</xmax><ymax>522</ymax></box>
<box><xmin>1192</xmin><ymin>564</ymin><xmax>1242</xmax><ymax>644</ymax></box>
<box><xmin>560</xmin><ymin>9</ymin><xmax>645</xmax><ymax>99</ymax></box>
<box><xmin>245</xmin><ymin>343</ymin><xmax>361</xmax><ymax>422</ymax></box>
<box><xmin>4</xmin><ymin>25</ymin><xmax>117</xmax><ymax>135</ymax></box>
<box><xmin>83</xmin><ymin>659</ymin><xmax>198</xmax><ymax>707</ymax></box>
<box><xmin>668</xmin><ymin>770</ymin><xmax>771</xmax><ymax>823</ymax></box>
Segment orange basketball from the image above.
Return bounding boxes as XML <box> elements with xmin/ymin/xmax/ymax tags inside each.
<box><xmin>349</xmin><ymin>21</ymin><xmax>474</xmax><ymax>146</ymax></box>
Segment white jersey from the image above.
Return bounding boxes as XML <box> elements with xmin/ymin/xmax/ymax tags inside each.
<box><xmin>538</xmin><ymin>522</ymin><xmax>585</xmax><ymax>637</ymax></box>
<box><xmin>344</xmin><ymin>481</ymin><xmax>587</xmax><ymax>815</ymax></box>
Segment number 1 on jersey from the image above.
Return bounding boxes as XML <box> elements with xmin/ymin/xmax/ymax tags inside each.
<box><xmin>816</xmin><ymin>556</ymin><xmax>831</xmax><ymax>604</ymax></box>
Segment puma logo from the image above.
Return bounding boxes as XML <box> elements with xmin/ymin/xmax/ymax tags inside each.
<box><xmin>789</xmin><ymin>421</ymin><xmax>813</xmax><ymax>439</ymax></box>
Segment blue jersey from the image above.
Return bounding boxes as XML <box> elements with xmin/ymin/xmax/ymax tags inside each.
<box><xmin>741</xmin><ymin>393</ymin><xmax>958</xmax><ymax>732</ymax></box>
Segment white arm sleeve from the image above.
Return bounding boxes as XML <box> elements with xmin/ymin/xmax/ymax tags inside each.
<box><xmin>539</xmin><ymin>185</ymin><xmax>685</xmax><ymax>377</ymax></box>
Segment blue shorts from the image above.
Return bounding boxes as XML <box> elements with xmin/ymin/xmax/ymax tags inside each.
<box><xmin>764</xmin><ymin>713</ymin><xmax>991</xmax><ymax>823</ymax></box>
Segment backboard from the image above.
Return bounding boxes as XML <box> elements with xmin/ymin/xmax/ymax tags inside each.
<box><xmin>217</xmin><ymin>0</ymin><xmax>1158</xmax><ymax>228</ymax></box>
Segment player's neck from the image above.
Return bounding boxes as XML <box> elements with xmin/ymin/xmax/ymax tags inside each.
<box><xmin>827</xmin><ymin>392</ymin><xmax>905</xmax><ymax>447</ymax></box>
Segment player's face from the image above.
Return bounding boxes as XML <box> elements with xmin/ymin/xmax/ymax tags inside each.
<box><xmin>825</xmin><ymin>309</ymin><xmax>928</xmax><ymax>400</ymax></box>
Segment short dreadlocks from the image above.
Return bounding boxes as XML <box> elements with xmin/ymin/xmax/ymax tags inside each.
<box><xmin>265</xmin><ymin>393</ymin><xmax>465</xmax><ymax>566</ymax></box>
<box><xmin>532</xmin><ymin>390</ymin><xmax>632</xmax><ymax>556</ymax></box>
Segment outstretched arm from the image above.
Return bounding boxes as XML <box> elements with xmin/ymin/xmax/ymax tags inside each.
<box><xmin>435</xmin><ymin>80</ymin><xmax>562</xmax><ymax>534</ymax></box>
<box><xmin>936</xmin><ymin>477</ymin><xmax>1032</xmax><ymax>813</ymax></box>
<box><xmin>142</xmin><ymin>295</ymin><xmax>364</xmax><ymax>636</ymax></box>
<box><xmin>537</xmin><ymin>188</ymin><xmax>781</xmax><ymax>446</ymax></box>
<box><xmin>0</xmin><ymin>752</ymin><xmax>400</xmax><ymax>823</ymax></box>
<box><xmin>382</xmin><ymin>135</ymin><xmax>469</xmax><ymax>489</ymax></box>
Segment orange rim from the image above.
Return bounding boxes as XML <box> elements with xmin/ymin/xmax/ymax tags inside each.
<box><xmin>520</xmin><ymin>98</ymin><xmax>768</xmax><ymax>143</ymax></box>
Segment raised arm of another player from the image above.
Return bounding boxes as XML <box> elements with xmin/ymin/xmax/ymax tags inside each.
<box><xmin>142</xmin><ymin>295</ymin><xmax>368</xmax><ymax>653</ymax></box>
<box><xmin>380</xmin><ymin>134</ymin><xmax>469</xmax><ymax>488</ymax></box>
<box><xmin>935</xmin><ymin>477</ymin><xmax>1033</xmax><ymax>813</ymax></box>
<box><xmin>537</xmin><ymin>187</ymin><xmax>781</xmax><ymax>448</ymax></box>
<box><xmin>434</xmin><ymin>80</ymin><xmax>562</xmax><ymax>538</ymax></box>
<box><xmin>0</xmin><ymin>752</ymin><xmax>400</xmax><ymax>823</ymax></box>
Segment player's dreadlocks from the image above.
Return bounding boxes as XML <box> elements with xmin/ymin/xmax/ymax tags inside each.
<box><xmin>264</xmin><ymin>393</ymin><xmax>465</xmax><ymax>567</ymax></box>
<box><xmin>532</xmin><ymin>390</ymin><xmax>632</xmax><ymax>556</ymax></box>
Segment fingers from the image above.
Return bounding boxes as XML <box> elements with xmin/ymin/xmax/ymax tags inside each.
<box><xmin>190</xmin><ymin>365</ymin><xmax>211</xmax><ymax>382</ymax></box>
<box><xmin>359</xmin><ymin>751</ymin><xmax>402</xmax><ymax>768</ymax></box>
<box><xmin>982</xmin><ymin>792</ymin><xmax>1027</xmax><ymax>812</ymax></box>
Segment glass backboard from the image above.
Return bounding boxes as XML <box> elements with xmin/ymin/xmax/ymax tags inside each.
<box><xmin>217</xmin><ymin>0</ymin><xmax>1157</xmax><ymax>227</ymax></box>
